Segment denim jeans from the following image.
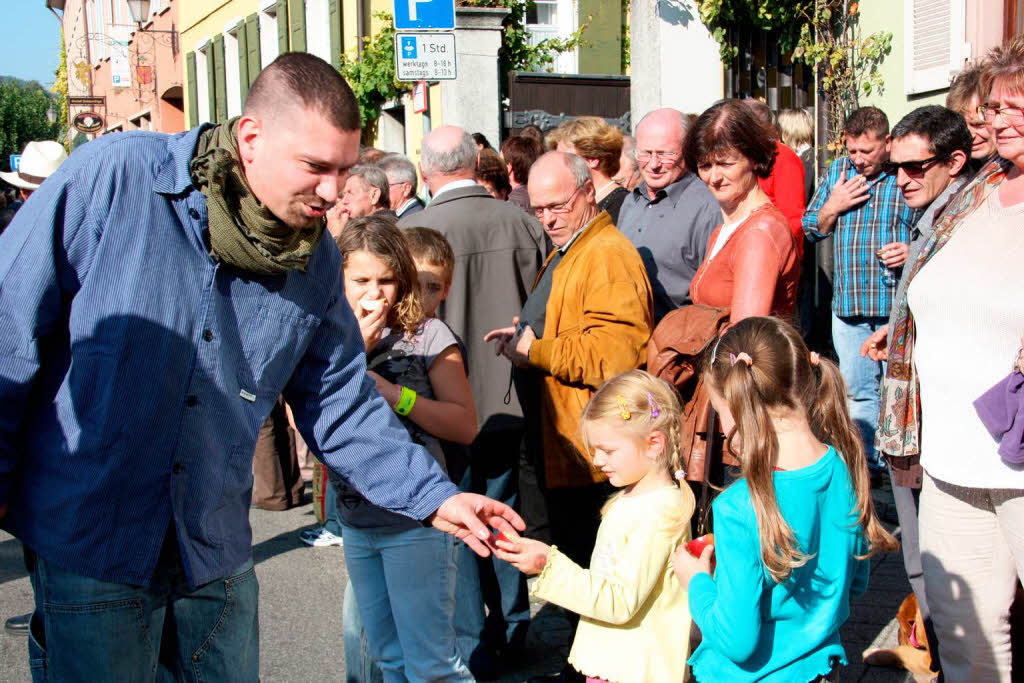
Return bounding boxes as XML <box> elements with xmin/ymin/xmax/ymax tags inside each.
<box><xmin>343</xmin><ymin>580</ymin><xmax>383</xmax><ymax>683</ymax></box>
<box><xmin>454</xmin><ymin>428</ymin><xmax>531</xmax><ymax>666</ymax></box>
<box><xmin>324</xmin><ymin>474</ymin><xmax>343</xmax><ymax>537</ymax></box>
<box><xmin>26</xmin><ymin>532</ymin><xmax>258</xmax><ymax>682</ymax></box>
<box><xmin>341</xmin><ymin>523</ymin><xmax>472</xmax><ymax>683</ymax></box>
<box><xmin>831</xmin><ymin>314</ymin><xmax>887</xmax><ymax>471</ymax></box>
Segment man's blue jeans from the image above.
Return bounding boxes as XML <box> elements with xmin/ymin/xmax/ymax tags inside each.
<box><xmin>25</xmin><ymin>535</ymin><xmax>258</xmax><ymax>682</ymax></box>
<box><xmin>832</xmin><ymin>314</ymin><xmax>887</xmax><ymax>472</ymax></box>
<box><xmin>341</xmin><ymin>524</ymin><xmax>472</xmax><ymax>683</ymax></box>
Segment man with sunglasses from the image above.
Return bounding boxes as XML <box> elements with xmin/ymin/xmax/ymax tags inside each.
<box><xmin>858</xmin><ymin>104</ymin><xmax>972</xmax><ymax>676</ymax></box>
<box><xmin>617</xmin><ymin>108</ymin><xmax>721</xmax><ymax>322</ymax></box>
<box><xmin>803</xmin><ymin>106</ymin><xmax>920</xmax><ymax>485</ymax></box>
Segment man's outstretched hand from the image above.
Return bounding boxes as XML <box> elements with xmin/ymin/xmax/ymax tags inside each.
<box><xmin>429</xmin><ymin>493</ymin><xmax>526</xmax><ymax>557</ymax></box>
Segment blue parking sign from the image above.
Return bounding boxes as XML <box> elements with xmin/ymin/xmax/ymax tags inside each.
<box><xmin>9</xmin><ymin>154</ymin><xmax>20</xmax><ymax>172</ymax></box>
<box><xmin>393</xmin><ymin>0</ymin><xmax>455</xmax><ymax>30</ymax></box>
<box><xmin>400</xmin><ymin>36</ymin><xmax>418</xmax><ymax>59</ymax></box>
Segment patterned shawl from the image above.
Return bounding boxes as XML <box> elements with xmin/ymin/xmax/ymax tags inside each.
<box><xmin>877</xmin><ymin>157</ymin><xmax>1013</xmax><ymax>461</ymax></box>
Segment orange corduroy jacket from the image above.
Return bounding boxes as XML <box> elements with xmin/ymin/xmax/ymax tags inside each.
<box><xmin>528</xmin><ymin>211</ymin><xmax>654</xmax><ymax>488</ymax></box>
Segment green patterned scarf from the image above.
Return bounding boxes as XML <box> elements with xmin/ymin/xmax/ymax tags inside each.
<box><xmin>190</xmin><ymin>117</ymin><xmax>325</xmax><ymax>275</ymax></box>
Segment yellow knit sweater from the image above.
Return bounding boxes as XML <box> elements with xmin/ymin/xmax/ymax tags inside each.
<box><xmin>531</xmin><ymin>484</ymin><xmax>696</xmax><ymax>682</ymax></box>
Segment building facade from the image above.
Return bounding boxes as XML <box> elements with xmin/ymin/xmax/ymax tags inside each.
<box><xmin>52</xmin><ymin>0</ymin><xmax>184</xmax><ymax>136</ymax></box>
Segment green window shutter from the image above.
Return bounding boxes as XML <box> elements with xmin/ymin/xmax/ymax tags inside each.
<box><xmin>205</xmin><ymin>44</ymin><xmax>216</xmax><ymax>123</ymax></box>
<box><xmin>213</xmin><ymin>34</ymin><xmax>227</xmax><ymax>122</ymax></box>
<box><xmin>288</xmin><ymin>0</ymin><xmax>306</xmax><ymax>53</ymax></box>
<box><xmin>237</xmin><ymin>25</ymin><xmax>250</xmax><ymax>103</ymax></box>
<box><xmin>328</xmin><ymin>0</ymin><xmax>342</xmax><ymax>68</ymax></box>
<box><xmin>245</xmin><ymin>14</ymin><xmax>261</xmax><ymax>86</ymax></box>
<box><xmin>277</xmin><ymin>0</ymin><xmax>289</xmax><ymax>53</ymax></box>
<box><xmin>186</xmin><ymin>51</ymin><xmax>198</xmax><ymax>127</ymax></box>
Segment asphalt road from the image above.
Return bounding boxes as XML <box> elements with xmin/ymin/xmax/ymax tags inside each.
<box><xmin>0</xmin><ymin>485</ymin><xmax>914</xmax><ymax>682</ymax></box>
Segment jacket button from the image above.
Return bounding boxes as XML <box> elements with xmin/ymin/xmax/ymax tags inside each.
<box><xmin>188</xmin><ymin>208</ymin><xmax>200</xmax><ymax>219</ymax></box>
<box><xmin>202</xmin><ymin>329</ymin><xmax>213</xmax><ymax>342</ymax></box>
<box><xmin>186</xmin><ymin>395</ymin><xmax>198</xmax><ymax>407</ymax></box>
<box><xmin>172</xmin><ymin>463</ymin><xmax>182</xmax><ymax>474</ymax></box>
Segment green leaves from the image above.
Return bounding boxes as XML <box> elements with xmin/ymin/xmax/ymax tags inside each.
<box><xmin>338</xmin><ymin>12</ymin><xmax>402</xmax><ymax>141</ymax></box>
<box><xmin>0</xmin><ymin>82</ymin><xmax>59</xmax><ymax>169</ymax></box>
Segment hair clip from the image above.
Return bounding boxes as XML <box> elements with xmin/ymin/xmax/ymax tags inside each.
<box><xmin>674</xmin><ymin>469</ymin><xmax>686</xmax><ymax>481</ymax></box>
<box><xmin>730</xmin><ymin>352</ymin><xmax>753</xmax><ymax>367</ymax></box>
<box><xmin>647</xmin><ymin>391</ymin><xmax>660</xmax><ymax>419</ymax></box>
<box><xmin>809</xmin><ymin>351</ymin><xmax>821</xmax><ymax>367</ymax></box>
<box><xmin>616</xmin><ymin>395</ymin><xmax>631</xmax><ymax>420</ymax></box>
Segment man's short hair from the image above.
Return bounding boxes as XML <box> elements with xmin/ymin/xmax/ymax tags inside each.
<box><xmin>537</xmin><ymin>151</ymin><xmax>592</xmax><ymax>190</ymax></box>
<box><xmin>890</xmin><ymin>105</ymin><xmax>972</xmax><ymax>176</ymax></box>
<box><xmin>404</xmin><ymin>227</ymin><xmax>455</xmax><ymax>285</ymax></box>
<box><xmin>244</xmin><ymin>53</ymin><xmax>360</xmax><ymax>130</ymax></box>
<box><xmin>742</xmin><ymin>98</ymin><xmax>779</xmax><ymax>137</ymax></box>
<box><xmin>844</xmin><ymin>106</ymin><xmax>889</xmax><ymax>139</ymax></box>
<box><xmin>350</xmin><ymin>165</ymin><xmax>391</xmax><ymax>209</ymax></box>
<box><xmin>947</xmin><ymin>63</ymin><xmax>986</xmax><ymax>114</ymax></box>
<box><xmin>378</xmin><ymin>153</ymin><xmax>418</xmax><ymax>195</ymax></box>
<box><xmin>420</xmin><ymin>130</ymin><xmax>477</xmax><ymax>175</ymax></box>
<box><xmin>500</xmin><ymin>136</ymin><xmax>543</xmax><ymax>183</ymax></box>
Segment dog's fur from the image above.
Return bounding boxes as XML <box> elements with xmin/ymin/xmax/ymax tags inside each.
<box><xmin>862</xmin><ymin>593</ymin><xmax>936</xmax><ymax>682</ymax></box>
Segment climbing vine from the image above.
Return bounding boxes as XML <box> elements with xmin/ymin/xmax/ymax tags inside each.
<box><xmin>338</xmin><ymin>12</ymin><xmax>403</xmax><ymax>143</ymax></box>
<box><xmin>697</xmin><ymin>0</ymin><xmax>892</xmax><ymax>155</ymax></box>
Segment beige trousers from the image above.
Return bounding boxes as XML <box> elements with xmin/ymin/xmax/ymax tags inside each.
<box><xmin>919</xmin><ymin>472</ymin><xmax>1024</xmax><ymax>682</ymax></box>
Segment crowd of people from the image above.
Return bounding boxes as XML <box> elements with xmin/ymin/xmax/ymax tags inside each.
<box><xmin>1</xmin><ymin>33</ymin><xmax>1024</xmax><ymax>683</ymax></box>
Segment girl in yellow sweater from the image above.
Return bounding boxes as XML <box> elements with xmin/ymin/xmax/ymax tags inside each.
<box><xmin>496</xmin><ymin>370</ymin><xmax>696</xmax><ymax>682</ymax></box>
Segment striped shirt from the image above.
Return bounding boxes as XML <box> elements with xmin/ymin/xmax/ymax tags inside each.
<box><xmin>803</xmin><ymin>157</ymin><xmax>920</xmax><ymax>317</ymax></box>
<box><xmin>0</xmin><ymin>127</ymin><xmax>458</xmax><ymax>588</ymax></box>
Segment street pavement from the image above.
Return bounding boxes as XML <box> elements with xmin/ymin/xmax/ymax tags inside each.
<box><xmin>0</xmin><ymin>484</ymin><xmax>915</xmax><ymax>682</ymax></box>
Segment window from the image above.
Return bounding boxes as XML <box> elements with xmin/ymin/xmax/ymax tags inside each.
<box><xmin>151</xmin><ymin>0</ymin><xmax>163</xmax><ymax>14</ymax></box>
<box><xmin>305</xmin><ymin>0</ymin><xmax>331</xmax><ymax>62</ymax></box>
<box><xmin>1006</xmin><ymin>0</ymin><xmax>1024</xmax><ymax>40</ymax></box>
<box><xmin>129</xmin><ymin>111</ymin><xmax>152</xmax><ymax>130</ymax></box>
<box><xmin>225</xmin><ymin>21</ymin><xmax>243</xmax><ymax>117</ymax></box>
<box><xmin>89</xmin><ymin>0</ymin><xmax>110</xmax><ymax>62</ymax></box>
<box><xmin>260</xmin><ymin>2</ymin><xmax>280</xmax><ymax>68</ymax></box>
<box><xmin>904</xmin><ymin>0</ymin><xmax>966</xmax><ymax>95</ymax></box>
<box><xmin>524</xmin><ymin>0</ymin><xmax>576</xmax><ymax>74</ymax></box>
<box><xmin>195</xmin><ymin>41</ymin><xmax>212</xmax><ymax>123</ymax></box>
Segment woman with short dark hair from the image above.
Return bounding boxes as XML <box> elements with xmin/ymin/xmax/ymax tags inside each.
<box><xmin>685</xmin><ymin>99</ymin><xmax>800</xmax><ymax>324</ymax></box>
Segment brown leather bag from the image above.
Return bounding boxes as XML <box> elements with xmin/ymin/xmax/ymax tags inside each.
<box><xmin>648</xmin><ymin>304</ymin><xmax>735</xmax><ymax>534</ymax></box>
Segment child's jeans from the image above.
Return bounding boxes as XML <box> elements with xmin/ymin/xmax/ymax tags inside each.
<box><xmin>341</xmin><ymin>523</ymin><xmax>472</xmax><ymax>683</ymax></box>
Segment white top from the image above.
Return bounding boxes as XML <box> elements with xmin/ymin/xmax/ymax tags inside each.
<box><xmin>430</xmin><ymin>178</ymin><xmax>478</xmax><ymax>201</ymax></box>
<box><xmin>706</xmin><ymin>212</ymin><xmax>749</xmax><ymax>262</ymax></box>
<box><xmin>909</xmin><ymin>189</ymin><xmax>1024</xmax><ymax>488</ymax></box>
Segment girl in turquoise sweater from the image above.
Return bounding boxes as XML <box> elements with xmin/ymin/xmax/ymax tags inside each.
<box><xmin>673</xmin><ymin>317</ymin><xmax>898</xmax><ymax>682</ymax></box>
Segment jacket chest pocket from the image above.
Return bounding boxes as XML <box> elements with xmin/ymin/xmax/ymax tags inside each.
<box><xmin>237</xmin><ymin>306</ymin><xmax>321</xmax><ymax>397</ymax></box>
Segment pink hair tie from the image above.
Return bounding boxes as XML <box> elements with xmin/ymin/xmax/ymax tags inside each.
<box><xmin>674</xmin><ymin>469</ymin><xmax>686</xmax><ymax>481</ymax></box>
<box><xmin>729</xmin><ymin>352</ymin><xmax>753</xmax><ymax>367</ymax></box>
<box><xmin>647</xmin><ymin>391</ymin><xmax>660</xmax><ymax>419</ymax></box>
<box><xmin>809</xmin><ymin>352</ymin><xmax>821</xmax><ymax>367</ymax></box>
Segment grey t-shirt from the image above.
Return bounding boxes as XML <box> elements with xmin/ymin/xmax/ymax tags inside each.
<box><xmin>332</xmin><ymin>317</ymin><xmax>461</xmax><ymax>531</ymax></box>
<box><xmin>617</xmin><ymin>174</ymin><xmax>721</xmax><ymax>322</ymax></box>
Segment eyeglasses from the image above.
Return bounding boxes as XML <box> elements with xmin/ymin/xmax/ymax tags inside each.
<box><xmin>636</xmin><ymin>150</ymin><xmax>681</xmax><ymax>163</ymax></box>
<box><xmin>980</xmin><ymin>104</ymin><xmax>1024</xmax><ymax>123</ymax></box>
<box><xmin>532</xmin><ymin>186</ymin><xmax>582</xmax><ymax>218</ymax></box>
<box><xmin>883</xmin><ymin>155</ymin><xmax>948</xmax><ymax>177</ymax></box>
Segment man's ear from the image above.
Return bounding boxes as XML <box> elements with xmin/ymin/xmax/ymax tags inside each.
<box><xmin>884</xmin><ymin>134</ymin><xmax>892</xmax><ymax>154</ymax></box>
<box><xmin>369</xmin><ymin>186</ymin><xmax>382</xmax><ymax>205</ymax></box>
<box><xmin>237</xmin><ymin>114</ymin><xmax>262</xmax><ymax>164</ymax></box>
<box><xmin>947</xmin><ymin>149</ymin><xmax>968</xmax><ymax>177</ymax></box>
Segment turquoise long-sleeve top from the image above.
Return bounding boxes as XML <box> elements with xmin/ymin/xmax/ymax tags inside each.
<box><xmin>687</xmin><ymin>446</ymin><xmax>871</xmax><ymax>682</ymax></box>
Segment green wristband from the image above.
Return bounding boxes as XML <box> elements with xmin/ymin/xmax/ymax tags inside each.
<box><xmin>394</xmin><ymin>385</ymin><xmax>417</xmax><ymax>416</ymax></box>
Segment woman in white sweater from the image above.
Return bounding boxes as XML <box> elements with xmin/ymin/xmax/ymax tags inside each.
<box><xmin>877</xmin><ymin>37</ymin><xmax>1024</xmax><ymax>682</ymax></box>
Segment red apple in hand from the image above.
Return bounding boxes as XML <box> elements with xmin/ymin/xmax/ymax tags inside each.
<box><xmin>686</xmin><ymin>533</ymin><xmax>715</xmax><ymax>558</ymax></box>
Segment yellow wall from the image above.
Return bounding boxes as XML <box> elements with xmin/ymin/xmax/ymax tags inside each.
<box><xmin>179</xmin><ymin>0</ymin><xmax>262</xmax><ymax>127</ymax></box>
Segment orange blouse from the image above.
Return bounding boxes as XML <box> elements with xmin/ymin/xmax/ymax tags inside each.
<box><xmin>689</xmin><ymin>203</ymin><xmax>800</xmax><ymax>323</ymax></box>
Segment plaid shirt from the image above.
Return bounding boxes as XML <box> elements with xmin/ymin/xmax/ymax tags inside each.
<box><xmin>803</xmin><ymin>156</ymin><xmax>920</xmax><ymax>317</ymax></box>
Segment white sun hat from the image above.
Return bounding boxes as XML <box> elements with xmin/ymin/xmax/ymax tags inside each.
<box><xmin>0</xmin><ymin>140</ymin><xmax>68</xmax><ymax>191</ymax></box>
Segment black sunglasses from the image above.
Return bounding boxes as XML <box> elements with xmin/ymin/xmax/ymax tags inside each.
<box><xmin>883</xmin><ymin>155</ymin><xmax>949</xmax><ymax>176</ymax></box>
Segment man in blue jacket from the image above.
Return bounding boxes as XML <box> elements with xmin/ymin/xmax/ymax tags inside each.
<box><xmin>0</xmin><ymin>53</ymin><xmax>520</xmax><ymax>680</ymax></box>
